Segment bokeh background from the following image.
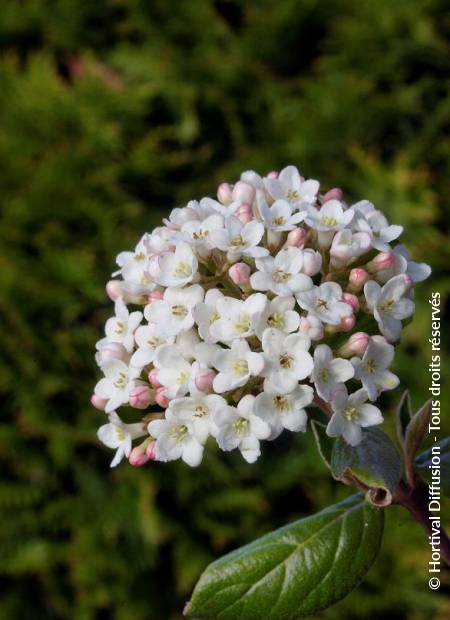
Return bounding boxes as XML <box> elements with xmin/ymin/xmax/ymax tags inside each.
<box><xmin>0</xmin><ymin>1</ymin><xmax>449</xmax><ymax>618</ymax></box>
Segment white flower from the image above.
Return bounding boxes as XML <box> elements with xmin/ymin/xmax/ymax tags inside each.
<box><xmin>114</xmin><ymin>234</ymin><xmax>154</xmax><ymax>293</ymax></box>
<box><xmin>265</xmin><ymin>165</ymin><xmax>319</xmax><ymax>209</ymax></box>
<box><xmin>192</xmin><ymin>288</ymin><xmax>224</xmax><ymax>343</ymax></box>
<box><xmin>305</xmin><ymin>200</ymin><xmax>354</xmax><ymax>232</ymax></box>
<box><xmin>213</xmin><ymin>395</ymin><xmax>270</xmax><ymax>463</ymax></box>
<box><xmin>94</xmin><ymin>359</ymin><xmax>140</xmax><ymax>413</ymax></box>
<box><xmin>262</xmin><ymin>328</ymin><xmax>313</xmax><ymax>393</ymax></box>
<box><xmin>209</xmin><ymin>216</ymin><xmax>268</xmax><ymax>261</ymax></box>
<box><xmin>154</xmin><ymin>345</ymin><xmax>193</xmax><ymax>399</ymax></box>
<box><xmin>146</xmin><ymin>285</ymin><xmax>204</xmax><ymax>337</ymax></box>
<box><xmin>180</xmin><ymin>214</ymin><xmax>224</xmax><ymax>255</ymax></box>
<box><xmin>377</xmin><ymin>244</ymin><xmax>431</xmax><ymax>284</ymax></box>
<box><xmin>250</xmin><ymin>247</ymin><xmax>313</xmax><ymax>296</ymax></box>
<box><xmin>97</xmin><ymin>412</ymin><xmax>146</xmax><ymax>467</ymax></box>
<box><xmin>254</xmin><ymin>385</ymin><xmax>313</xmax><ymax>439</ymax></box>
<box><xmin>364</xmin><ymin>275</ymin><xmax>414</xmax><ymax>341</ymax></box>
<box><xmin>212</xmin><ymin>339</ymin><xmax>264</xmax><ymax>393</ymax></box>
<box><xmin>311</xmin><ymin>344</ymin><xmax>354</xmax><ymax>401</ymax></box>
<box><xmin>200</xmin><ymin>196</ymin><xmax>240</xmax><ymax>219</ymax></box>
<box><xmin>351</xmin><ymin>338</ymin><xmax>399</xmax><ymax>401</ymax></box>
<box><xmin>352</xmin><ymin>205</ymin><xmax>403</xmax><ymax>252</ymax></box>
<box><xmin>209</xmin><ymin>293</ymin><xmax>268</xmax><ymax>342</ymax></box>
<box><xmin>130</xmin><ymin>325</ymin><xmax>174</xmax><ymax>368</ymax></box>
<box><xmin>167</xmin><ymin>394</ymin><xmax>226</xmax><ymax>443</ymax></box>
<box><xmin>154</xmin><ymin>241</ymin><xmax>198</xmax><ymax>287</ymax></box>
<box><xmin>104</xmin><ymin>298</ymin><xmax>142</xmax><ymax>353</ymax></box>
<box><xmin>254</xmin><ymin>296</ymin><xmax>300</xmax><ymax>339</ymax></box>
<box><xmin>258</xmin><ymin>196</ymin><xmax>305</xmax><ymax>232</ymax></box>
<box><xmin>297</xmin><ymin>282</ymin><xmax>352</xmax><ymax>326</ymax></box>
<box><xmin>330</xmin><ymin>228</ymin><xmax>372</xmax><ymax>267</ymax></box>
<box><xmin>148</xmin><ymin>408</ymin><xmax>204</xmax><ymax>466</ymax></box>
<box><xmin>326</xmin><ymin>387</ymin><xmax>383</xmax><ymax>446</ymax></box>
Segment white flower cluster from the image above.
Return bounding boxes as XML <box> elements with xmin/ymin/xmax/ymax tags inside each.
<box><xmin>92</xmin><ymin>166</ymin><xmax>431</xmax><ymax>467</ymax></box>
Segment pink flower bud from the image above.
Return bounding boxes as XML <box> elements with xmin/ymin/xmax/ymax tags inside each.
<box><xmin>338</xmin><ymin>332</ymin><xmax>370</xmax><ymax>357</ymax></box>
<box><xmin>217</xmin><ymin>182</ymin><xmax>233</xmax><ymax>205</ymax></box>
<box><xmin>371</xmin><ymin>251</ymin><xmax>395</xmax><ymax>271</ymax></box>
<box><xmin>302</xmin><ymin>249</ymin><xmax>322</xmax><ymax>276</ymax></box>
<box><xmin>129</xmin><ymin>443</ymin><xmax>152</xmax><ymax>467</ymax></box>
<box><xmin>129</xmin><ymin>385</ymin><xmax>154</xmax><ymax>409</ymax></box>
<box><xmin>106</xmin><ymin>280</ymin><xmax>123</xmax><ymax>300</ymax></box>
<box><xmin>286</xmin><ymin>227</ymin><xmax>306</xmax><ymax>248</ymax></box>
<box><xmin>266</xmin><ymin>170</ymin><xmax>279</xmax><ymax>179</ymax></box>
<box><xmin>342</xmin><ymin>292</ymin><xmax>360</xmax><ymax>313</ymax></box>
<box><xmin>91</xmin><ymin>394</ymin><xmax>107</xmax><ymax>410</ymax></box>
<box><xmin>195</xmin><ymin>368</ymin><xmax>216</xmax><ymax>392</ymax></box>
<box><xmin>323</xmin><ymin>188</ymin><xmax>343</xmax><ymax>202</ymax></box>
<box><xmin>148</xmin><ymin>369</ymin><xmax>162</xmax><ymax>388</ymax></box>
<box><xmin>146</xmin><ymin>441</ymin><xmax>157</xmax><ymax>460</ymax></box>
<box><xmin>147</xmin><ymin>290</ymin><xmax>164</xmax><ymax>303</ymax></box>
<box><xmin>340</xmin><ymin>314</ymin><xmax>356</xmax><ymax>332</ymax></box>
<box><xmin>235</xmin><ymin>203</ymin><xmax>254</xmax><ymax>223</ymax></box>
<box><xmin>228</xmin><ymin>262</ymin><xmax>251</xmax><ymax>286</ymax></box>
<box><xmin>155</xmin><ymin>387</ymin><xmax>169</xmax><ymax>408</ymax></box>
<box><xmin>232</xmin><ymin>181</ymin><xmax>256</xmax><ymax>204</ymax></box>
<box><xmin>299</xmin><ymin>314</ymin><xmax>323</xmax><ymax>340</ymax></box>
<box><xmin>348</xmin><ymin>268</ymin><xmax>370</xmax><ymax>291</ymax></box>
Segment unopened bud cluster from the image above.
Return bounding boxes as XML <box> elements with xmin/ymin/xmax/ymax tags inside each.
<box><xmin>93</xmin><ymin>165</ymin><xmax>430</xmax><ymax>466</ymax></box>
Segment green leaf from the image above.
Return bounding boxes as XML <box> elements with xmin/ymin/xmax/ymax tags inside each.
<box><xmin>415</xmin><ymin>437</ymin><xmax>450</xmax><ymax>496</ymax></box>
<box><xmin>404</xmin><ymin>400</ymin><xmax>432</xmax><ymax>483</ymax></box>
<box><xmin>185</xmin><ymin>494</ymin><xmax>384</xmax><ymax>620</ymax></box>
<box><xmin>395</xmin><ymin>390</ymin><xmax>412</xmax><ymax>448</ymax></box>
<box><xmin>310</xmin><ymin>420</ymin><xmax>334</xmax><ymax>469</ymax></box>
<box><xmin>331</xmin><ymin>429</ymin><xmax>402</xmax><ymax>506</ymax></box>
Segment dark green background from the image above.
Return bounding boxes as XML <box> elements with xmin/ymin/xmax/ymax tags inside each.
<box><xmin>0</xmin><ymin>1</ymin><xmax>449</xmax><ymax>618</ymax></box>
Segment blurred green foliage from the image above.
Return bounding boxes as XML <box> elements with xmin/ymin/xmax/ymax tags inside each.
<box><xmin>0</xmin><ymin>1</ymin><xmax>449</xmax><ymax>618</ymax></box>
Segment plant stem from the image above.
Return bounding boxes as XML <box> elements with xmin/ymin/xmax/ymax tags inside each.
<box><xmin>394</xmin><ymin>480</ymin><xmax>450</xmax><ymax>567</ymax></box>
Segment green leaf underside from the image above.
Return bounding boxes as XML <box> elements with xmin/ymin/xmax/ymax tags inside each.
<box><xmin>185</xmin><ymin>494</ymin><xmax>384</xmax><ymax>620</ymax></box>
<box><xmin>395</xmin><ymin>390</ymin><xmax>412</xmax><ymax>448</ymax></box>
<box><xmin>404</xmin><ymin>400</ymin><xmax>432</xmax><ymax>467</ymax></box>
<box><xmin>310</xmin><ymin>420</ymin><xmax>334</xmax><ymax>469</ymax></box>
<box><xmin>331</xmin><ymin>429</ymin><xmax>402</xmax><ymax>495</ymax></box>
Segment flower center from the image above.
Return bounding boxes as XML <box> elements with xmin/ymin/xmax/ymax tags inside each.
<box><xmin>194</xmin><ymin>405</ymin><xmax>208</xmax><ymax>418</ymax></box>
<box><xmin>315</xmin><ymin>298</ymin><xmax>328</xmax><ymax>312</ymax></box>
<box><xmin>115</xmin><ymin>320</ymin><xmax>125</xmax><ymax>335</ymax></box>
<box><xmin>273</xmin><ymin>216</ymin><xmax>285</xmax><ymax>226</ymax></box>
<box><xmin>134</xmin><ymin>251</ymin><xmax>146</xmax><ymax>261</ymax></box>
<box><xmin>171</xmin><ymin>304</ymin><xmax>188</xmax><ymax>317</ymax></box>
<box><xmin>174</xmin><ymin>260</ymin><xmax>192</xmax><ymax>278</ymax></box>
<box><xmin>279</xmin><ymin>353</ymin><xmax>293</xmax><ymax>369</ymax></box>
<box><xmin>273</xmin><ymin>395</ymin><xmax>290</xmax><ymax>412</ymax></box>
<box><xmin>170</xmin><ymin>424</ymin><xmax>188</xmax><ymax>441</ymax></box>
<box><xmin>114</xmin><ymin>425</ymin><xmax>126</xmax><ymax>441</ymax></box>
<box><xmin>318</xmin><ymin>367</ymin><xmax>329</xmax><ymax>383</ymax></box>
<box><xmin>365</xmin><ymin>359</ymin><xmax>377</xmax><ymax>374</ymax></box>
<box><xmin>272</xmin><ymin>269</ymin><xmax>291</xmax><ymax>283</ymax></box>
<box><xmin>176</xmin><ymin>371</ymin><xmax>188</xmax><ymax>385</ymax></box>
<box><xmin>233</xmin><ymin>359</ymin><xmax>249</xmax><ymax>376</ymax></box>
<box><xmin>380</xmin><ymin>299</ymin><xmax>395</xmax><ymax>314</ymax></box>
<box><xmin>233</xmin><ymin>418</ymin><xmax>249</xmax><ymax>435</ymax></box>
<box><xmin>113</xmin><ymin>371</ymin><xmax>127</xmax><ymax>388</ymax></box>
<box><xmin>209</xmin><ymin>311</ymin><xmax>220</xmax><ymax>324</ymax></box>
<box><xmin>147</xmin><ymin>336</ymin><xmax>162</xmax><ymax>347</ymax></box>
<box><xmin>320</xmin><ymin>216</ymin><xmax>337</xmax><ymax>227</ymax></box>
<box><xmin>344</xmin><ymin>407</ymin><xmax>359</xmax><ymax>422</ymax></box>
<box><xmin>267</xmin><ymin>312</ymin><xmax>284</xmax><ymax>328</ymax></box>
<box><xmin>234</xmin><ymin>312</ymin><xmax>251</xmax><ymax>334</ymax></box>
<box><xmin>192</xmin><ymin>229</ymin><xmax>209</xmax><ymax>240</ymax></box>
<box><xmin>230</xmin><ymin>235</ymin><xmax>247</xmax><ymax>248</ymax></box>
<box><xmin>286</xmin><ymin>189</ymin><xmax>299</xmax><ymax>202</ymax></box>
